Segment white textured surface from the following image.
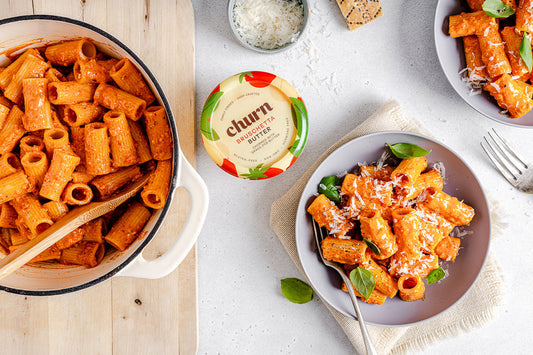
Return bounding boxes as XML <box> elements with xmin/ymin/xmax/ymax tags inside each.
<box><xmin>193</xmin><ymin>0</ymin><xmax>533</xmax><ymax>354</ymax></box>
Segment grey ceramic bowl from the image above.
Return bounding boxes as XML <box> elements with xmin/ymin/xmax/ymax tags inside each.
<box><xmin>227</xmin><ymin>0</ymin><xmax>309</xmax><ymax>54</ymax></box>
<box><xmin>435</xmin><ymin>0</ymin><xmax>533</xmax><ymax>128</ymax></box>
<box><xmin>295</xmin><ymin>131</ymin><xmax>491</xmax><ymax>326</ymax></box>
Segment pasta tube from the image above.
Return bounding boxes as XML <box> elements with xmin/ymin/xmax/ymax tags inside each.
<box><xmin>434</xmin><ymin>236</ymin><xmax>461</xmax><ymax>262</ymax></box>
<box><xmin>45</xmin><ymin>67</ymin><xmax>67</xmax><ymax>83</ymax></box>
<box><xmin>19</xmin><ymin>135</ymin><xmax>44</xmax><ymax>157</ymax></box>
<box><xmin>0</xmin><ymin>106</ymin><xmax>25</xmax><ymax>156</ymax></box>
<box><xmin>22</xmin><ymin>78</ymin><xmax>53</xmax><ymax>131</ymax></box>
<box><xmin>43</xmin><ymin>128</ymin><xmax>71</xmax><ymax>158</ymax></box>
<box><xmin>70</xmin><ymin>126</ymin><xmax>86</xmax><ymax>164</ymax></box>
<box><xmin>30</xmin><ymin>245</ymin><xmax>61</xmax><ymax>263</ymax></box>
<box><xmin>84</xmin><ymin>122</ymin><xmax>112</xmax><ymax>175</ymax></box>
<box><xmin>0</xmin><ymin>103</ymin><xmax>10</xmax><ymax>131</ymax></box>
<box><xmin>56</xmin><ymin>227</ymin><xmax>84</xmax><ymax>250</ymax></box>
<box><xmin>359</xmin><ymin>257</ymin><xmax>398</xmax><ymax>298</ymax></box>
<box><xmin>143</xmin><ymin>106</ymin><xmax>173</xmax><ymax>160</ymax></box>
<box><xmin>44</xmin><ymin>38</ymin><xmax>97</xmax><ymax>66</ymax></box>
<box><xmin>62</xmin><ymin>182</ymin><xmax>93</xmax><ymax>205</ymax></box>
<box><xmin>448</xmin><ymin>11</ymin><xmax>496</xmax><ymax>38</ymax></box>
<box><xmin>0</xmin><ymin>203</ymin><xmax>18</xmax><ymax>228</ymax></box>
<box><xmin>73</xmin><ymin>59</ymin><xmax>112</xmax><ymax>84</ymax></box>
<box><xmin>359</xmin><ymin>209</ymin><xmax>397</xmax><ymax>259</ymax></box>
<box><xmin>94</xmin><ymin>83</ymin><xmax>147</xmax><ymax>121</ymax></box>
<box><xmin>4</xmin><ymin>53</ymin><xmax>49</xmax><ymax>104</ymax></box>
<box><xmin>0</xmin><ymin>153</ymin><xmax>21</xmax><ymax>179</ymax></box>
<box><xmin>320</xmin><ymin>236</ymin><xmax>367</xmax><ymax>264</ymax></box>
<box><xmin>463</xmin><ymin>36</ymin><xmax>488</xmax><ymax>81</ymax></box>
<box><xmin>21</xmin><ymin>151</ymin><xmax>48</xmax><ymax>189</ymax></box>
<box><xmin>478</xmin><ymin>24</ymin><xmax>512</xmax><ymax>78</ymax></box>
<box><xmin>398</xmin><ymin>274</ymin><xmax>425</xmax><ymax>302</ymax></box>
<box><xmin>90</xmin><ymin>166</ymin><xmax>142</xmax><ymax>199</ymax></box>
<box><xmin>141</xmin><ymin>159</ymin><xmax>172</xmax><ymax>209</ymax></box>
<box><xmin>485</xmin><ymin>73</ymin><xmax>533</xmax><ymax>118</ymax></box>
<box><xmin>128</xmin><ymin>119</ymin><xmax>153</xmax><ymax>163</ymax></box>
<box><xmin>48</xmin><ymin>81</ymin><xmax>96</xmax><ymax>105</ymax></box>
<box><xmin>516</xmin><ymin>0</ymin><xmax>533</xmax><ymax>33</ymax></box>
<box><xmin>421</xmin><ymin>187</ymin><xmax>475</xmax><ymax>226</ymax></box>
<box><xmin>391</xmin><ymin>156</ymin><xmax>427</xmax><ymax>189</ymax></box>
<box><xmin>60</xmin><ymin>241</ymin><xmax>105</xmax><ymax>268</ymax></box>
<box><xmin>42</xmin><ymin>201</ymin><xmax>69</xmax><ymax>222</ymax></box>
<box><xmin>307</xmin><ymin>194</ymin><xmax>354</xmax><ymax>239</ymax></box>
<box><xmin>0</xmin><ymin>48</ymin><xmax>41</xmax><ymax>90</ymax></box>
<box><xmin>0</xmin><ymin>171</ymin><xmax>33</xmax><ymax>204</ymax></box>
<box><xmin>82</xmin><ymin>218</ymin><xmax>106</xmax><ymax>244</ymax></box>
<box><xmin>392</xmin><ymin>208</ymin><xmax>421</xmax><ymax>260</ymax></box>
<box><xmin>39</xmin><ymin>149</ymin><xmax>81</xmax><ymax>201</ymax></box>
<box><xmin>63</xmin><ymin>102</ymin><xmax>105</xmax><ymax>127</ymax></box>
<box><xmin>109</xmin><ymin>58</ymin><xmax>155</xmax><ymax>105</ymax></box>
<box><xmin>10</xmin><ymin>194</ymin><xmax>53</xmax><ymax>236</ymax></box>
<box><xmin>500</xmin><ymin>27</ymin><xmax>530</xmax><ymax>81</ymax></box>
<box><xmin>105</xmin><ymin>201</ymin><xmax>151</xmax><ymax>251</ymax></box>
<box><xmin>103</xmin><ymin>111</ymin><xmax>138</xmax><ymax>167</ymax></box>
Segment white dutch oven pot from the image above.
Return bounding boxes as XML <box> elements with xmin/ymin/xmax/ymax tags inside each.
<box><xmin>0</xmin><ymin>15</ymin><xmax>209</xmax><ymax>295</ymax></box>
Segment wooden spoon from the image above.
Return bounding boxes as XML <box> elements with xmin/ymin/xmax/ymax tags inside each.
<box><xmin>0</xmin><ymin>173</ymin><xmax>150</xmax><ymax>281</ymax></box>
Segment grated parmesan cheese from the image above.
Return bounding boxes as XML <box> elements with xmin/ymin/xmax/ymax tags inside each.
<box><xmin>232</xmin><ymin>0</ymin><xmax>304</xmax><ymax>51</ymax></box>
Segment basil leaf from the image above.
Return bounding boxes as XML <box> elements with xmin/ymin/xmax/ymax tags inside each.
<box><xmin>318</xmin><ymin>176</ymin><xmax>342</xmax><ymax>203</ymax></box>
<box><xmin>281</xmin><ymin>278</ymin><xmax>313</xmax><ymax>304</ymax></box>
<box><xmin>426</xmin><ymin>267</ymin><xmax>446</xmax><ymax>284</ymax></box>
<box><xmin>387</xmin><ymin>143</ymin><xmax>431</xmax><ymax>159</ymax></box>
<box><xmin>520</xmin><ymin>33</ymin><xmax>533</xmax><ymax>72</ymax></box>
<box><xmin>362</xmin><ymin>238</ymin><xmax>381</xmax><ymax>255</ymax></box>
<box><xmin>349</xmin><ymin>268</ymin><xmax>375</xmax><ymax>299</ymax></box>
<box><xmin>482</xmin><ymin>0</ymin><xmax>515</xmax><ymax>18</ymax></box>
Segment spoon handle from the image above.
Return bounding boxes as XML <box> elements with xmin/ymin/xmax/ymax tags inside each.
<box><xmin>0</xmin><ymin>174</ymin><xmax>149</xmax><ymax>280</ymax></box>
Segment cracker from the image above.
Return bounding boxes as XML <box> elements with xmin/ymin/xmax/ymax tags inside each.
<box><xmin>335</xmin><ymin>0</ymin><xmax>383</xmax><ymax>31</ymax></box>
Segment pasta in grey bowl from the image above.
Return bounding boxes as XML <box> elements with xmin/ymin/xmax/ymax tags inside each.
<box><xmin>295</xmin><ymin>131</ymin><xmax>490</xmax><ymax>326</ymax></box>
<box><xmin>435</xmin><ymin>0</ymin><xmax>533</xmax><ymax>128</ymax></box>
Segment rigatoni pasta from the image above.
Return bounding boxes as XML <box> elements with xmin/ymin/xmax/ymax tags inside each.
<box><xmin>307</xmin><ymin>144</ymin><xmax>475</xmax><ymax>304</ymax></box>
<box><xmin>0</xmin><ymin>38</ymin><xmax>174</xmax><ymax>269</ymax></box>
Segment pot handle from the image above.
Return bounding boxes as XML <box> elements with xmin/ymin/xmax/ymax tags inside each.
<box><xmin>116</xmin><ymin>152</ymin><xmax>208</xmax><ymax>279</ymax></box>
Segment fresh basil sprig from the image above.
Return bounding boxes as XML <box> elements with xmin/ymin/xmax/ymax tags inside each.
<box><xmin>281</xmin><ymin>278</ymin><xmax>313</xmax><ymax>304</ymax></box>
<box><xmin>520</xmin><ymin>33</ymin><xmax>533</xmax><ymax>72</ymax></box>
<box><xmin>426</xmin><ymin>267</ymin><xmax>446</xmax><ymax>284</ymax></box>
<box><xmin>387</xmin><ymin>143</ymin><xmax>431</xmax><ymax>159</ymax></box>
<box><xmin>482</xmin><ymin>0</ymin><xmax>515</xmax><ymax>18</ymax></box>
<box><xmin>318</xmin><ymin>176</ymin><xmax>342</xmax><ymax>203</ymax></box>
<box><xmin>349</xmin><ymin>268</ymin><xmax>375</xmax><ymax>299</ymax></box>
<box><xmin>362</xmin><ymin>238</ymin><xmax>381</xmax><ymax>255</ymax></box>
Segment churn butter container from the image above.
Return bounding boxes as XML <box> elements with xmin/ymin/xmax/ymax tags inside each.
<box><xmin>200</xmin><ymin>71</ymin><xmax>308</xmax><ymax>179</ymax></box>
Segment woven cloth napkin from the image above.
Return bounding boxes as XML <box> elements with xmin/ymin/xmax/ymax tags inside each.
<box><xmin>270</xmin><ymin>100</ymin><xmax>505</xmax><ymax>354</ymax></box>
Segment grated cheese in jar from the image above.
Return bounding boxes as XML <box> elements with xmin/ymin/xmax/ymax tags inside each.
<box><xmin>232</xmin><ymin>0</ymin><xmax>304</xmax><ymax>51</ymax></box>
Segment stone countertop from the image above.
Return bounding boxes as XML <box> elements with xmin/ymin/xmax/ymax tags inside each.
<box><xmin>193</xmin><ymin>0</ymin><xmax>532</xmax><ymax>353</ymax></box>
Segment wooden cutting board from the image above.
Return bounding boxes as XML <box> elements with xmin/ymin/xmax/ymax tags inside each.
<box><xmin>0</xmin><ymin>1</ymin><xmax>198</xmax><ymax>354</ymax></box>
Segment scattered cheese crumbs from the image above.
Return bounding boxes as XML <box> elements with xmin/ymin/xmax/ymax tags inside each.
<box><xmin>232</xmin><ymin>0</ymin><xmax>304</xmax><ymax>51</ymax></box>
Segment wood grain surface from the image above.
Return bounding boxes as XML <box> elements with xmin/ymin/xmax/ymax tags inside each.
<box><xmin>0</xmin><ymin>1</ymin><xmax>198</xmax><ymax>354</ymax></box>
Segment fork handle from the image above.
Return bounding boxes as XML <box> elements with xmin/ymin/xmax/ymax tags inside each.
<box><xmin>340</xmin><ymin>273</ymin><xmax>378</xmax><ymax>355</ymax></box>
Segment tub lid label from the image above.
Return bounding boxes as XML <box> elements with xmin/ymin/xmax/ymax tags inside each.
<box><xmin>201</xmin><ymin>71</ymin><xmax>308</xmax><ymax>179</ymax></box>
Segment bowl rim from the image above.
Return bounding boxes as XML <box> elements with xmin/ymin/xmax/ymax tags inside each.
<box><xmin>295</xmin><ymin>130</ymin><xmax>491</xmax><ymax>326</ymax></box>
<box><xmin>227</xmin><ymin>0</ymin><xmax>309</xmax><ymax>54</ymax></box>
<box><xmin>0</xmin><ymin>14</ymin><xmax>180</xmax><ymax>296</ymax></box>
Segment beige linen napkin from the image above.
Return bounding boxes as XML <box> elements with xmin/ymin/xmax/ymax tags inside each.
<box><xmin>270</xmin><ymin>100</ymin><xmax>505</xmax><ymax>355</ymax></box>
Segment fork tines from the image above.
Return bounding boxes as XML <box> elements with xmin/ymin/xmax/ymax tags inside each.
<box><xmin>481</xmin><ymin>128</ymin><xmax>528</xmax><ymax>185</ymax></box>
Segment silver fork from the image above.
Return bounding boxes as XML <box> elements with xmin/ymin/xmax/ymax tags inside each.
<box><xmin>481</xmin><ymin>128</ymin><xmax>533</xmax><ymax>193</ymax></box>
<box><xmin>312</xmin><ymin>219</ymin><xmax>377</xmax><ymax>355</ymax></box>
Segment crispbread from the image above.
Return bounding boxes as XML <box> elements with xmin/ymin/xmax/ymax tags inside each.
<box><xmin>335</xmin><ymin>0</ymin><xmax>383</xmax><ymax>31</ymax></box>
